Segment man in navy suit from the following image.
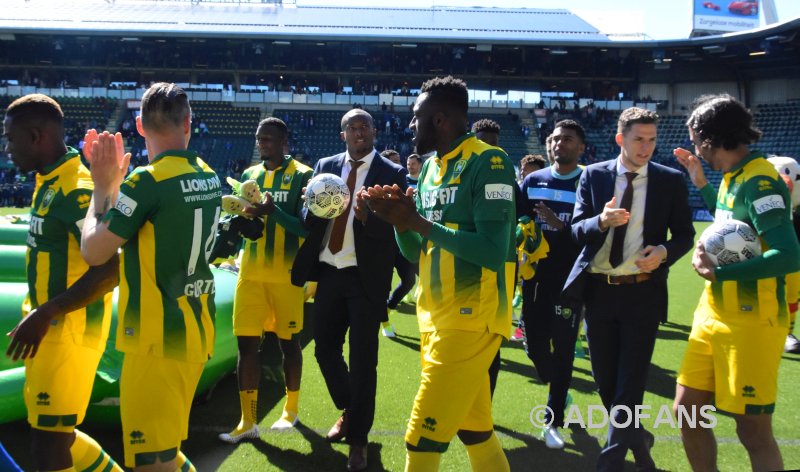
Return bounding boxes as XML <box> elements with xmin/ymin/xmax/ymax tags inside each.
<box><xmin>291</xmin><ymin>108</ymin><xmax>407</xmax><ymax>471</ymax></box>
<box><xmin>563</xmin><ymin>108</ymin><xmax>694</xmax><ymax>472</ymax></box>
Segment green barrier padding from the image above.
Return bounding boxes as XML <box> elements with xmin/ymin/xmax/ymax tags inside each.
<box><xmin>0</xmin><ymin>246</ymin><xmax>27</xmax><ymax>283</ymax></box>
<box><xmin>0</xmin><ymin>222</ymin><xmax>29</xmax><ymax>246</ymax></box>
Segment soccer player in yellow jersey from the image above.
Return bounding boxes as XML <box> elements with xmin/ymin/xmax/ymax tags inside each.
<box><xmin>674</xmin><ymin>94</ymin><xmax>800</xmax><ymax>472</ymax></box>
<box><xmin>361</xmin><ymin>76</ymin><xmax>515</xmax><ymax>471</ymax></box>
<box><xmin>219</xmin><ymin>118</ymin><xmax>313</xmax><ymax>443</ymax></box>
<box><xmin>3</xmin><ymin>94</ymin><xmax>121</xmax><ymax>471</ymax></box>
<box><xmin>81</xmin><ymin>83</ymin><xmax>222</xmax><ymax>472</ymax></box>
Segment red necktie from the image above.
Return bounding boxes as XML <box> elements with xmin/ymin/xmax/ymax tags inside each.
<box><xmin>328</xmin><ymin>160</ymin><xmax>362</xmax><ymax>254</ymax></box>
<box><xmin>609</xmin><ymin>172</ymin><xmax>637</xmax><ymax>268</ymax></box>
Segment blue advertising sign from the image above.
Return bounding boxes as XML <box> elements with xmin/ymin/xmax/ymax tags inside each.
<box><xmin>694</xmin><ymin>0</ymin><xmax>760</xmax><ymax>33</ymax></box>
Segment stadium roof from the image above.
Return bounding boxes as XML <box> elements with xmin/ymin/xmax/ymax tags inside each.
<box><xmin>0</xmin><ymin>0</ymin><xmax>610</xmax><ymax>45</ymax></box>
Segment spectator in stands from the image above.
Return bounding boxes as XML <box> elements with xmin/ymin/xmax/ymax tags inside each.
<box><xmin>472</xmin><ymin>118</ymin><xmax>500</xmax><ymax>146</ymax></box>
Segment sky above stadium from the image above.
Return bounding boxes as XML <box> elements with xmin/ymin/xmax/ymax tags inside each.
<box><xmin>301</xmin><ymin>0</ymin><xmax>800</xmax><ymax>40</ymax></box>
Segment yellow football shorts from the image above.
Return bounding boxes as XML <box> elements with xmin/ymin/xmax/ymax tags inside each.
<box><xmin>405</xmin><ymin>329</ymin><xmax>502</xmax><ymax>451</ymax></box>
<box><xmin>120</xmin><ymin>352</ymin><xmax>204</xmax><ymax>467</ymax></box>
<box><xmin>24</xmin><ymin>339</ymin><xmax>103</xmax><ymax>433</ymax></box>
<box><xmin>233</xmin><ymin>279</ymin><xmax>304</xmax><ymax>340</ymax></box>
<box><xmin>678</xmin><ymin>310</ymin><xmax>786</xmax><ymax>415</ymax></box>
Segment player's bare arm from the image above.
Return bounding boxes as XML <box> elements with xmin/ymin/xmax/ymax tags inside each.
<box><xmin>6</xmin><ymin>253</ymin><xmax>119</xmax><ymax>361</ymax></box>
<box><xmin>81</xmin><ymin>132</ymin><xmax>129</xmax><ymax>266</ymax></box>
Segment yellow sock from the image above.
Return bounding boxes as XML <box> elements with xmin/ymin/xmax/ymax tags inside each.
<box><xmin>284</xmin><ymin>388</ymin><xmax>300</xmax><ymax>416</ymax></box>
<box><xmin>404</xmin><ymin>450</ymin><xmax>441</xmax><ymax>472</ymax></box>
<box><xmin>70</xmin><ymin>429</ymin><xmax>123</xmax><ymax>472</ymax></box>
<box><xmin>174</xmin><ymin>452</ymin><xmax>196</xmax><ymax>472</ymax></box>
<box><xmin>464</xmin><ymin>433</ymin><xmax>509</xmax><ymax>472</ymax></box>
<box><xmin>240</xmin><ymin>389</ymin><xmax>258</xmax><ymax>427</ymax></box>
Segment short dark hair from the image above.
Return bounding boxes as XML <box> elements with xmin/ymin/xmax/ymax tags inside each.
<box><xmin>471</xmin><ymin>119</ymin><xmax>500</xmax><ymax>134</ymax></box>
<box><xmin>141</xmin><ymin>82</ymin><xmax>191</xmax><ymax>131</ymax></box>
<box><xmin>554</xmin><ymin>119</ymin><xmax>586</xmax><ymax>143</ymax></box>
<box><xmin>380</xmin><ymin>149</ymin><xmax>399</xmax><ymax>158</ymax></box>
<box><xmin>5</xmin><ymin>94</ymin><xmax>63</xmax><ymax>128</ymax></box>
<box><xmin>340</xmin><ymin>108</ymin><xmax>374</xmax><ymax>131</ymax></box>
<box><xmin>617</xmin><ymin>107</ymin><xmax>659</xmax><ymax>135</ymax></box>
<box><xmin>687</xmin><ymin>94</ymin><xmax>761</xmax><ymax>150</ymax></box>
<box><xmin>407</xmin><ymin>153</ymin><xmax>422</xmax><ymax>163</ymax></box>
<box><xmin>259</xmin><ymin>117</ymin><xmax>288</xmax><ymax>138</ymax></box>
<box><xmin>420</xmin><ymin>75</ymin><xmax>468</xmax><ymax>116</ymax></box>
<box><xmin>520</xmin><ymin>154</ymin><xmax>547</xmax><ymax>170</ymax></box>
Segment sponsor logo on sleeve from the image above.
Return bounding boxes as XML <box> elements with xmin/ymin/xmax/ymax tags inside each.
<box><xmin>115</xmin><ymin>193</ymin><xmax>138</xmax><ymax>217</ymax></box>
<box><xmin>484</xmin><ymin>183</ymin><xmax>513</xmax><ymax>201</ymax></box>
<box><xmin>753</xmin><ymin>194</ymin><xmax>785</xmax><ymax>214</ymax></box>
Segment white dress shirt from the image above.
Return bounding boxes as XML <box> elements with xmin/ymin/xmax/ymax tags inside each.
<box><xmin>319</xmin><ymin>150</ymin><xmax>375</xmax><ymax>269</ymax></box>
<box><xmin>590</xmin><ymin>158</ymin><xmax>648</xmax><ymax>276</ymax></box>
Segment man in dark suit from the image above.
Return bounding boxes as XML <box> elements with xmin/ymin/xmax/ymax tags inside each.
<box><xmin>563</xmin><ymin>107</ymin><xmax>694</xmax><ymax>472</ymax></box>
<box><xmin>291</xmin><ymin>108</ymin><xmax>407</xmax><ymax>472</ymax></box>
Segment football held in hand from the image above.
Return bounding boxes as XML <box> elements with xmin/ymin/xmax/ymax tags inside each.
<box><xmin>699</xmin><ymin>219</ymin><xmax>762</xmax><ymax>266</ymax></box>
<box><xmin>305</xmin><ymin>173</ymin><xmax>351</xmax><ymax>219</ymax></box>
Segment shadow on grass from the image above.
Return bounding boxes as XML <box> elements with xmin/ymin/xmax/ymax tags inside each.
<box><xmin>496</xmin><ymin>423</ymin><xmax>602</xmax><ymax>471</ymax></box>
<box><xmin>386</xmin><ymin>334</ymin><xmax>420</xmax><ymax>353</ymax></box>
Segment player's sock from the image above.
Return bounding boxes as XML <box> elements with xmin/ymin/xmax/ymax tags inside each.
<box><xmin>464</xmin><ymin>433</ymin><xmax>509</xmax><ymax>472</ymax></box>
<box><xmin>404</xmin><ymin>450</ymin><xmax>441</xmax><ymax>472</ymax></box>
<box><xmin>174</xmin><ymin>452</ymin><xmax>196</xmax><ymax>472</ymax></box>
<box><xmin>232</xmin><ymin>389</ymin><xmax>258</xmax><ymax>433</ymax></box>
<box><xmin>70</xmin><ymin>429</ymin><xmax>123</xmax><ymax>472</ymax></box>
<box><xmin>284</xmin><ymin>388</ymin><xmax>299</xmax><ymax>418</ymax></box>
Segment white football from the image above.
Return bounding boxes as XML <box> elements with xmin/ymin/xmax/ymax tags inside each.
<box><xmin>699</xmin><ymin>219</ymin><xmax>762</xmax><ymax>266</ymax></box>
<box><xmin>305</xmin><ymin>173</ymin><xmax>350</xmax><ymax>219</ymax></box>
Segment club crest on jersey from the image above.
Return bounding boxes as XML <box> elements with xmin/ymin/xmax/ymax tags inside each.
<box><xmin>282</xmin><ymin>173</ymin><xmax>293</xmax><ymax>185</ymax></box>
<box><xmin>38</xmin><ymin>188</ymin><xmax>56</xmax><ymax>214</ymax></box>
<box><xmin>450</xmin><ymin>159</ymin><xmax>467</xmax><ymax>182</ymax></box>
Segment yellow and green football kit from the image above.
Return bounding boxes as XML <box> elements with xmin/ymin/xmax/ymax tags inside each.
<box><xmin>105</xmin><ymin>150</ymin><xmax>222</xmax><ymax>467</ymax></box>
<box><xmin>22</xmin><ymin>148</ymin><xmax>113</xmax><ymax>433</ymax></box>
<box><xmin>679</xmin><ymin>152</ymin><xmax>800</xmax><ymax>415</ymax></box>
<box><xmin>398</xmin><ymin>133</ymin><xmax>516</xmax><ymax>451</ymax></box>
<box><xmin>233</xmin><ymin>157</ymin><xmax>311</xmax><ymax>339</ymax></box>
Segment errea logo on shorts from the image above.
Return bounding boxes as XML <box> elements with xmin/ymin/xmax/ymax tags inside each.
<box><xmin>484</xmin><ymin>184</ymin><xmax>513</xmax><ymax>201</ymax></box>
<box><xmin>129</xmin><ymin>430</ymin><xmax>145</xmax><ymax>445</ymax></box>
<box><xmin>115</xmin><ymin>192</ymin><xmax>138</xmax><ymax>217</ymax></box>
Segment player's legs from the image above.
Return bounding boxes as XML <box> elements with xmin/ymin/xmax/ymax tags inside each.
<box><xmin>405</xmin><ymin>330</ymin><xmax>504</xmax><ymax>471</ymax></box>
<box><xmin>25</xmin><ymin>339</ymin><xmax>119</xmax><ymax>471</ymax></box>
<box><xmin>222</xmin><ymin>278</ymin><xmax>271</xmax><ymax>443</ymax></box>
<box><xmin>733</xmin><ymin>413</ymin><xmax>783</xmax><ymax>472</ymax></box>
<box><xmin>29</xmin><ymin>429</ymin><xmax>72</xmax><ymax>471</ymax></box>
<box><xmin>219</xmin><ymin>335</ymin><xmax>261</xmax><ymax>443</ymax></box>
<box><xmin>274</xmin><ymin>336</ymin><xmax>302</xmax><ymax>428</ymax></box>
<box><xmin>121</xmin><ymin>353</ymin><xmax>204</xmax><ymax>470</ymax></box>
<box><xmin>674</xmin><ymin>384</ymin><xmax>717</xmax><ymax>472</ymax></box>
<box><xmin>676</xmin><ymin>310</ymin><xmax>718</xmax><ymax>471</ymax></box>
<box><xmin>268</xmin><ymin>283</ymin><xmax>305</xmax><ymax>429</ymax></box>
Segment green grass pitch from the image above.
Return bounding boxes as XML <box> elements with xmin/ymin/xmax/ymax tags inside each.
<box><xmin>1</xmin><ymin>217</ymin><xmax>798</xmax><ymax>471</ymax></box>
